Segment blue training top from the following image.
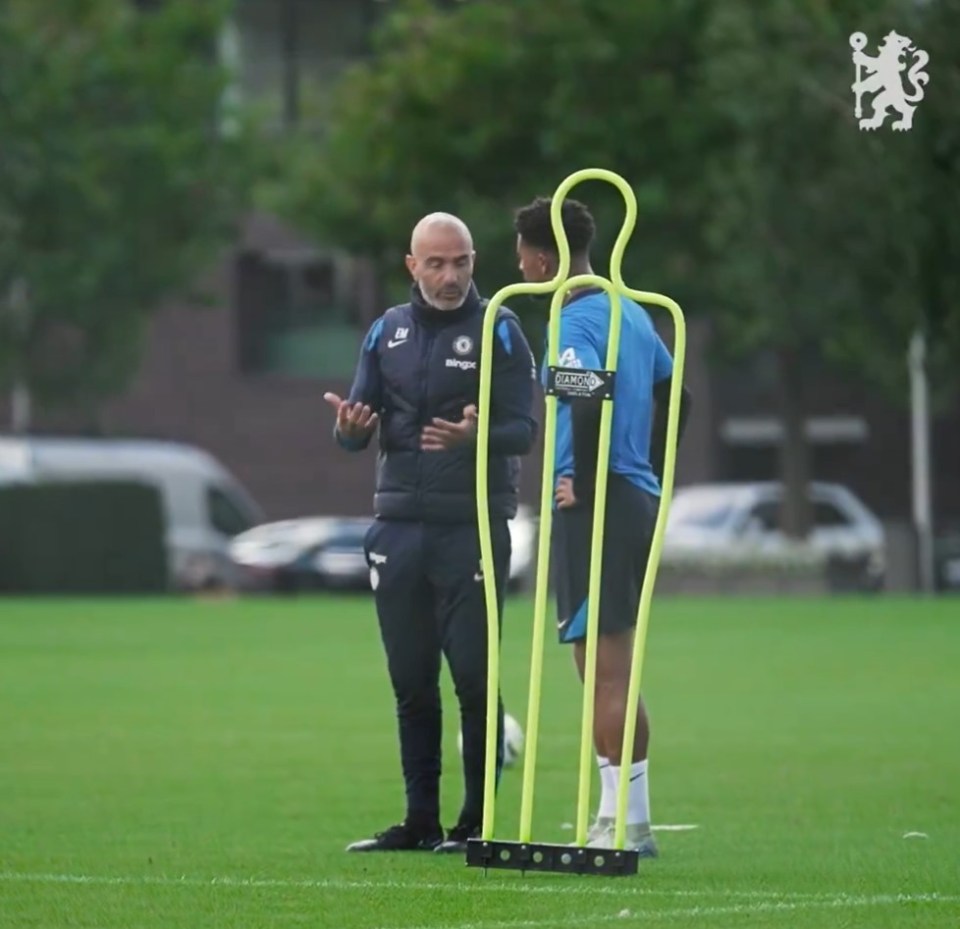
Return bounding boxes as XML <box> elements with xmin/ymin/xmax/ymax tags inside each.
<box><xmin>542</xmin><ymin>288</ymin><xmax>674</xmax><ymax>497</ymax></box>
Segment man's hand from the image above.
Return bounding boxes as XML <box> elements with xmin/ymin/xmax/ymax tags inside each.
<box><xmin>324</xmin><ymin>392</ymin><xmax>379</xmax><ymax>443</ymax></box>
<box><xmin>420</xmin><ymin>404</ymin><xmax>478</xmax><ymax>451</ymax></box>
<box><xmin>554</xmin><ymin>476</ymin><xmax>577</xmax><ymax>509</ymax></box>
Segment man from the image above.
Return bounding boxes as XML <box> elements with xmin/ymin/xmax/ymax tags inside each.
<box><xmin>325</xmin><ymin>212</ymin><xmax>538</xmax><ymax>854</ymax></box>
<box><xmin>512</xmin><ymin>196</ymin><xmax>691</xmax><ymax>856</ymax></box>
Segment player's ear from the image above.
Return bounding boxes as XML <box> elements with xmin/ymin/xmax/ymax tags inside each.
<box><xmin>404</xmin><ymin>254</ymin><xmax>417</xmax><ymax>279</ymax></box>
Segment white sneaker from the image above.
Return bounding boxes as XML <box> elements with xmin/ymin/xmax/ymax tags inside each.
<box><xmin>587</xmin><ymin>816</ymin><xmax>614</xmax><ymax>845</ymax></box>
<box><xmin>624</xmin><ymin>823</ymin><xmax>659</xmax><ymax>858</ymax></box>
<box><xmin>585</xmin><ymin>822</ymin><xmax>659</xmax><ymax>857</ymax></box>
<box><xmin>569</xmin><ymin>816</ymin><xmax>613</xmax><ymax>847</ymax></box>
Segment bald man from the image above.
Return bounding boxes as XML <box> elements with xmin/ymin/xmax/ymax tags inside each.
<box><xmin>325</xmin><ymin>213</ymin><xmax>538</xmax><ymax>854</ymax></box>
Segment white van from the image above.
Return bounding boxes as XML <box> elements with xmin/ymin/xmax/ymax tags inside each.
<box><xmin>0</xmin><ymin>436</ymin><xmax>264</xmax><ymax>591</ymax></box>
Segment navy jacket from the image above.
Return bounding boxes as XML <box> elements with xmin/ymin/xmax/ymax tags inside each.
<box><xmin>336</xmin><ymin>282</ymin><xmax>538</xmax><ymax>522</ymax></box>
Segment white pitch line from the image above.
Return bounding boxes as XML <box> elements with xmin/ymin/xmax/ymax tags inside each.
<box><xmin>561</xmin><ymin>823</ymin><xmax>698</xmax><ymax>832</ymax></box>
<box><xmin>2</xmin><ymin>871</ymin><xmax>957</xmax><ymax>923</ymax></box>
<box><xmin>376</xmin><ymin>892</ymin><xmax>960</xmax><ymax>929</ymax></box>
<box><xmin>0</xmin><ymin>871</ymin><xmax>847</xmax><ymax>902</ymax></box>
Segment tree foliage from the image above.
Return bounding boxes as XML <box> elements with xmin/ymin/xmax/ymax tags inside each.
<box><xmin>267</xmin><ymin>0</ymin><xmax>960</xmax><ymax>536</ymax></box>
<box><xmin>701</xmin><ymin>0</ymin><xmax>959</xmax><ymax>390</ymax></box>
<box><xmin>699</xmin><ymin>0</ymin><xmax>960</xmax><ymax>533</ymax></box>
<box><xmin>0</xmin><ymin>0</ymin><xmax>257</xmax><ymax>414</ymax></box>
<box><xmin>267</xmin><ymin>0</ymin><xmax>716</xmax><ymax>318</ymax></box>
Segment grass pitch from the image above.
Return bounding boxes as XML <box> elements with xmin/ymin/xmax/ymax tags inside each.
<box><xmin>1</xmin><ymin>594</ymin><xmax>958</xmax><ymax>928</ymax></box>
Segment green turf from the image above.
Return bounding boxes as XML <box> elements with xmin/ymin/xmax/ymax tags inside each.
<box><xmin>1</xmin><ymin>594</ymin><xmax>958</xmax><ymax>929</ymax></box>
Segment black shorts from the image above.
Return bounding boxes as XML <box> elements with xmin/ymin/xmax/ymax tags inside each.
<box><xmin>552</xmin><ymin>473</ymin><xmax>659</xmax><ymax>645</ymax></box>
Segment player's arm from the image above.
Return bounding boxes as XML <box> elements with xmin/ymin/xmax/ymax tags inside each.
<box><xmin>554</xmin><ymin>317</ymin><xmax>605</xmax><ymax>503</ymax></box>
<box><xmin>486</xmin><ymin>315</ymin><xmax>538</xmax><ymax>455</ymax></box>
<box><xmin>649</xmin><ymin>334</ymin><xmax>691</xmax><ymax>483</ymax></box>
<box><xmin>324</xmin><ymin>319</ymin><xmax>384</xmax><ymax>452</ymax></box>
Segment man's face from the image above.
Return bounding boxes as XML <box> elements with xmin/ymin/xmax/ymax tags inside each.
<box><xmin>406</xmin><ymin>225</ymin><xmax>475</xmax><ymax>310</ymax></box>
<box><xmin>516</xmin><ymin>234</ymin><xmax>556</xmax><ymax>284</ymax></box>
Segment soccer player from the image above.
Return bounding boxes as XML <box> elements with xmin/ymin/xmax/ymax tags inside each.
<box><xmin>512</xmin><ymin>196</ymin><xmax>691</xmax><ymax>855</ymax></box>
<box><xmin>325</xmin><ymin>213</ymin><xmax>538</xmax><ymax>854</ymax></box>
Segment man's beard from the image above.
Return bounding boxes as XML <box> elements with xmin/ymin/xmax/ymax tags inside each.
<box><xmin>425</xmin><ymin>287</ymin><xmax>464</xmax><ymax>309</ymax></box>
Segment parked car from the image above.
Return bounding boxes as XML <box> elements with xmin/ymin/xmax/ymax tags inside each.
<box><xmin>0</xmin><ymin>436</ymin><xmax>264</xmax><ymax>592</ymax></box>
<box><xmin>662</xmin><ymin>481</ymin><xmax>886</xmax><ymax>590</ymax></box>
<box><xmin>229</xmin><ymin>516</ymin><xmax>371</xmax><ymax>593</ymax></box>
<box><xmin>934</xmin><ymin>524</ymin><xmax>960</xmax><ymax>592</ymax></box>
<box><xmin>229</xmin><ymin>505</ymin><xmax>540</xmax><ymax>594</ymax></box>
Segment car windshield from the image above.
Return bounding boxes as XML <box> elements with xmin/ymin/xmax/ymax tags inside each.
<box><xmin>667</xmin><ymin>492</ymin><xmax>737</xmax><ymax>531</ymax></box>
<box><xmin>324</xmin><ymin>528</ymin><xmax>369</xmax><ymax>550</ymax></box>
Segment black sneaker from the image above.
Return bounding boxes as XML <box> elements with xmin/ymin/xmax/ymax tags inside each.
<box><xmin>346</xmin><ymin>821</ymin><xmax>443</xmax><ymax>852</ymax></box>
<box><xmin>434</xmin><ymin>821</ymin><xmax>481</xmax><ymax>854</ymax></box>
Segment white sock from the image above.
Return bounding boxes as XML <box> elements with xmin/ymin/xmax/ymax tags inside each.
<box><xmin>626</xmin><ymin>759</ymin><xmax>651</xmax><ymax>827</ymax></box>
<box><xmin>597</xmin><ymin>755</ymin><xmax>616</xmax><ymax>819</ymax></box>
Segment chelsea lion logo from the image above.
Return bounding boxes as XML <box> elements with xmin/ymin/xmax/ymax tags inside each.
<box><xmin>849</xmin><ymin>30</ymin><xmax>929</xmax><ymax>132</ymax></box>
<box><xmin>453</xmin><ymin>335</ymin><xmax>473</xmax><ymax>356</ymax></box>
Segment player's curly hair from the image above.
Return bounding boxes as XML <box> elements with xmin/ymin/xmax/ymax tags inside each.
<box><xmin>513</xmin><ymin>196</ymin><xmax>596</xmax><ymax>256</ymax></box>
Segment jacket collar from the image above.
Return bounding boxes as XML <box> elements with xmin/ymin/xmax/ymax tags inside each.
<box><xmin>563</xmin><ymin>286</ymin><xmax>605</xmax><ymax>306</ymax></box>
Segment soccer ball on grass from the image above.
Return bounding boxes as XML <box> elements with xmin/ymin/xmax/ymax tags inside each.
<box><xmin>457</xmin><ymin>713</ymin><xmax>524</xmax><ymax>768</ymax></box>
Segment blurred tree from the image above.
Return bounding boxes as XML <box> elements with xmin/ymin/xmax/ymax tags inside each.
<box><xmin>913</xmin><ymin>0</ymin><xmax>960</xmax><ymax>357</ymax></box>
<box><xmin>264</xmin><ymin>0</ymin><xmax>959</xmax><ymax>539</ymax></box>
<box><xmin>0</xmin><ymin>0</ymin><xmax>257</xmax><ymax>428</ymax></box>
<box><xmin>260</xmin><ymin>0</ymin><xmax>717</xmax><ymax>339</ymax></box>
<box><xmin>700</xmin><ymin>0</ymin><xmax>960</xmax><ymax>537</ymax></box>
